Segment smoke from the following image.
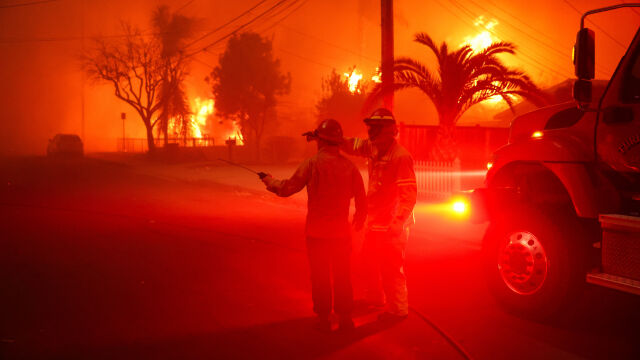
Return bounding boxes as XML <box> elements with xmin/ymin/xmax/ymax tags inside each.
<box><xmin>0</xmin><ymin>0</ymin><xmax>636</xmax><ymax>155</ymax></box>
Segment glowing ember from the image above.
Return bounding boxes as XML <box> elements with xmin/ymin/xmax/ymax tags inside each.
<box><xmin>344</xmin><ymin>68</ymin><xmax>363</xmax><ymax>94</ymax></box>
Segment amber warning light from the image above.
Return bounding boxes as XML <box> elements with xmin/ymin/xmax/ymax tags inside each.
<box><xmin>452</xmin><ymin>200</ymin><xmax>467</xmax><ymax>214</ymax></box>
<box><xmin>449</xmin><ymin>194</ymin><xmax>471</xmax><ymax>217</ymax></box>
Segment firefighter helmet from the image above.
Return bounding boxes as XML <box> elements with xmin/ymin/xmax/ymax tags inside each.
<box><xmin>364</xmin><ymin>108</ymin><xmax>396</xmax><ymax>125</ymax></box>
<box><xmin>315</xmin><ymin>119</ymin><xmax>344</xmax><ymax>144</ymax></box>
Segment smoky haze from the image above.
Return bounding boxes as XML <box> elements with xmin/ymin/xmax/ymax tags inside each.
<box><xmin>0</xmin><ymin>0</ymin><xmax>636</xmax><ymax>155</ymax></box>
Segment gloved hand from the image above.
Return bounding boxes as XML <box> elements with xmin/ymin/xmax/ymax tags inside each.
<box><xmin>302</xmin><ymin>130</ymin><xmax>318</xmax><ymax>142</ymax></box>
<box><xmin>388</xmin><ymin>218</ymin><xmax>404</xmax><ymax>237</ymax></box>
<box><xmin>261</xmin><ymin>174</ymin><xmax>273</xmax><ymax>186</ymax></box>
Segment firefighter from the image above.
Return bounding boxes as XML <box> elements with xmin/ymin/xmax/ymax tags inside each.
<box><xmin>341</xmin><ymin>108</ymin><xmax>417</xmax><ymax>322</ymax></box>
<box><xmin>261</xmin><ymin>119</ymin><xmax>367</xmax><ymax>332</ymax></box>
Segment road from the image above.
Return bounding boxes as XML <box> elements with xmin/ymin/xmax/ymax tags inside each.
<box><xmin>1</xmin><ymin>155</ymin><xmax>638</xmax><ymax>359</ymax></box>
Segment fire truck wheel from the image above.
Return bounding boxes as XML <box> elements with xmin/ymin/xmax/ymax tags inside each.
<box><xmin>483</xmin><ymin>205</ymin><xmax>589</xmax><ymax>320</ymax></box>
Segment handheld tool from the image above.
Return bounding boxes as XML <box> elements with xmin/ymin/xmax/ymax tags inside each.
<box><xmin>217</xmin><ymin>158</ymin><xmax>268</xmax><ymax>179</ymax></box>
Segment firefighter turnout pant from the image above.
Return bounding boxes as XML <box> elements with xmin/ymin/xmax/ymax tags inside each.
<box><xmin>306</xmin><ymin>236</ymin><xmax>353</xmax><ymax>317</ymax></box>
<box><xmin>362</xmin><ymin>229</ymin><xmax>409</xmax><ymax>316</ymax></box>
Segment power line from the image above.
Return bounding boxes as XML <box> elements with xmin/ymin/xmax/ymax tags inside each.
<box><xmin>185</xmin><ymin>0</ymin><xmax>269</xmax><ymax>49</ymax></box>
<box><xmin>280</xmin><ymin>24</ymin><xmax>378</xmax><ymax>65</ymax></box>
<box><xmin>464</xmin><ymin>0</ymin><xmax>571</xmax><ymax>62</ymax></box>
<box><xmin>447</xmin><ymin>0</ymin><xmax>572</xmax><ymax>75</ymax></box>
<box><xmin>433</xmin><ymin>0</ymin><xmax>572</xmax><ymax>79</ymax></box>
<box><xmin>186</xmin><ymin>0</ymin><xmax>289</xmax><ymax>57</ymax></box>
<box><xmin>561</xmin><ymin>0</ymin><xmax>627</xmax><ymax>49</ymax></box>
<box><xmin>253</xmin><ymin>0</ymin><xmax>308</xmax><ymax>34</ymax></box>
<box><xmin>277</xmin><ymin>47</ymin><xmax>334</xmax><ymax>69</ymax></box>
<box><xmin>192</xmin><ymin>1</ymin><xmax>314</xmax><ymax>70</ymax></box>
<box><xmin>460</xmin><ymin>0</ymin><xmax>609</xmax><ymax>77</ymax></box>
<box><xmin>192</xmin><ymin>56</ymin><xmax>215</xmax><ymax>68</ymax></box>
<box><xmin>176</xmin><ymin>0</ymin><xmax>196</xmax><ymax>13</ymax></box>
<box><xmin>479</xmin><ymin>0</ymin><xmax>610</xmax><ymax>76</ymax></box>
<box><xmin>435</xmin><ymin>0</ymin><xmax>565</xmax><ymax>77</ymax></box>
<box><xmin>0</xmin><ymin>0</ymin><xmax>57</xmax><ymax>9</ymax></box>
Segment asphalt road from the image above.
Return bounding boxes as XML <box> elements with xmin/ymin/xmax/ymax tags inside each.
<box><xmin>1</xmin><ymin>155</ymin><xmax>639</xmax><ymax>360</ymax></box>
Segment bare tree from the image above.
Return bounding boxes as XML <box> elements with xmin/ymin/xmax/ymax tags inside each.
<box><xmin>83</xmin><ymin>24</ymin><xmax>165</xmax><ymax>153</ymax></box>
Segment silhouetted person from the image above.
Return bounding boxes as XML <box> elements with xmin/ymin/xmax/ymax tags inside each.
<box><xmin>261</xmin><ymin>119</ymin><xmax>367</xmax><ymax>332</ymax></box>
<box><xmin>341</xmin><ymin>108</ymin><xmax>417</xmax><ymax>322</ymax></box>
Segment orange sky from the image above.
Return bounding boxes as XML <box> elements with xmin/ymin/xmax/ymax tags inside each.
<box><xmin>0</xmin><ymin>0</ymin><xmax>637</xmax><ymax>154</ymax></box>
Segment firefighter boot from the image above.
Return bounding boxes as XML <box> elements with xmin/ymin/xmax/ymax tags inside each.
<box><xmin>313</xmin><ymin>315</ymin><xmax>332</xmax><ymax>333</ymax></box>
<box><xmin>338</xmin><ymin>315</ymin><xmax>355</xmax><ymax>332</ymax></box>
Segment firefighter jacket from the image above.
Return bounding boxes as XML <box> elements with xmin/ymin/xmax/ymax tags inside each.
<box><xmin>342</xmin><ymin>138</ymin><xmax>417</xmax><ymax>232</ymax></box>
<box><xmin>265</xmin><ymin>147</ymin><xmax>367</xmax><ymax>239</ymax></box>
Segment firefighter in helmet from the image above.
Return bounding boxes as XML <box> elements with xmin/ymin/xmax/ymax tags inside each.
<box><xmin>341</xmin><ymin>108</ymin><xmax>417</xmax><ymax>322</ymax></box>
<box><xmin>261</xmin><ymin>119</ymin><xmax>367</xmax><ymax>332</ymax></box>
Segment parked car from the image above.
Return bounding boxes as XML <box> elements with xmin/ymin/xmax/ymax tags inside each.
<box><xmin>47</xmin><ymin>134</ymin><xmax>83</xmax><ymax>158</ymax></box>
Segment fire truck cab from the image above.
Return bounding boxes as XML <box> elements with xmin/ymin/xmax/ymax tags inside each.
<box><xmin>472</xmin><ymin>4</ymin><xmax>640</xmax><ymax>318</ymax></box>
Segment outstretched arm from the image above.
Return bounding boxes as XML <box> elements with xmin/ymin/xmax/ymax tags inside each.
<box><xmin>341</xmin><ymin>137</ymin><xmax>373</xmax><ymax>158</ymax></box>
<box><xmin>262</xmin><ymin>159</ymin><xmax>311</xmax><ymax>197</ymax></box>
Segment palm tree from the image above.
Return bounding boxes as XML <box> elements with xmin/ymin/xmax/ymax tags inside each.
<box><xmin>380</xmin><ymin>33</ymin><xmax>547</xmax><ymax>161</ymax></box>
<box><xmin>152</xmin><ymin>5</ymin><xmax>196</xmax><ymax>146</ymax></box>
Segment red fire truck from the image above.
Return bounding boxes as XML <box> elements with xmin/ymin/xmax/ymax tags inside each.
<box><xmin>470</xmin><ymin>4</ymin><xmax>640</xmax><ymax>318</ymax></box>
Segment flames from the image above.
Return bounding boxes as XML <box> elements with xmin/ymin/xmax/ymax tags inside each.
<box><xmin>371</xmin><ymin>67</ymin><xmax>382</xmax><ymax>84</ymax></box>
<box><xmin>191</xmin><ymin>97</ymin><xmax>213</xmax><ymax>138</ymax></box>
<box><xmin>226</xmin><ymin>120</ymin><xmax>244</xmax><ymax>145</ymax></box>
<box><xmin>463</xmin><ymin>16</ymin><xmax>500</xmax><ymax>54</ymax></box>
<box><xmin>167</xmin><ymin>97</ymin><xmax>244</xmax><ymax>146</ymax></box>
<box><xmin>344</xmin><ymin>68</ymin><xmax>364</xmax><ymax>94</ymax></box>
<box><xmin>462</xmin><ymin>16</ymin><xmax>512</xmax><ymax>106</ymax></box>
<box><xmin>343</xmin><ymin>67</ymin><xmax>382</xmax><ymax>94</ymax></box>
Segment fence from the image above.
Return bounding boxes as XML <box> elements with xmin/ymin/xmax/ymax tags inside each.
<box><xmin>415</xmin><ymin>158</ymin><xmax>461</xmax><ymax>200</ymax></box>
<box><xmin>117</xmin><ymin>137</ymin><xmax>216</xmax><ymax>152</ymax></box>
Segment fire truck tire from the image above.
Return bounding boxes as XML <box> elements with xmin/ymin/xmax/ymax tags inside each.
<box><xmin>483</xmin><ymin>205</ymin><xmax>589</xmax><ymax>319</ymax></box>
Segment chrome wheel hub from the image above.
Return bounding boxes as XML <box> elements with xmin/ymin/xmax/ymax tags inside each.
<box><xmin>498</xmin><ymin>231</ymin><xmax>549</xmax><ymax>295</ymax></box>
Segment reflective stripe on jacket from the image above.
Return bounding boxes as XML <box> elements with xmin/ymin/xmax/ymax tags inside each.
<box><xmin>342</xmin><ymin>138</ymin><xmax>417</xmax><ymax>230</ymax></box>
<box><xmin>265</xmin><ymin>147</ymin><xmax>367</xmax><ymax>238</ymax></box>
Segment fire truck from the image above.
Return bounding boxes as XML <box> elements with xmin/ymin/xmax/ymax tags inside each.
<box><xmin>469</xmin><ymin>4</ymin><xmax>640</xmax><ymax>318</ymax></box>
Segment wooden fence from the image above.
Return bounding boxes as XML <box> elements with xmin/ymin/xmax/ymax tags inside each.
<box><xmin>415</xmin><ymin>158</ymin><xmax>461</xmax><ymax>200</ymax></box>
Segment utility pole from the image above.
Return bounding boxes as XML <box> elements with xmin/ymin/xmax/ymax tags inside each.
<box><xmin>381</xmin><ymin>0</ymin><xmax>394</xmax><ymax>110</ymax></box>
<box><xmin>80</xmin><ymin>0</ymin><xmax>86</xmax><ymax>141</ymax></box>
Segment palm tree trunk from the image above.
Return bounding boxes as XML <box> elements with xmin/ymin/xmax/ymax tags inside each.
<box><xmin>432</xmin><ymin>124</ymin><xmax>457</xmax><ymax>162</ymax></box>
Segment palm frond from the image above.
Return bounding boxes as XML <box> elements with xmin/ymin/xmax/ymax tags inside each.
<box><xmin>414</xmin><ymin>32</ymin><xmax>442</xmax><ymax>63</ymax></box>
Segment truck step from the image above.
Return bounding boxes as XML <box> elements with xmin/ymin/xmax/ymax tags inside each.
<box><xmin>586</xmin><ymin>272</ymin><xmax>640</xmax><ymax>295</ymax></box>
<box><xmin>598</xmin><ymin>214</ymin><xmax>640</xmax><ymax>281</ymax></box>
<box><xmin>599</xmin><ymin>213</ymin><xmax>640</xmax><ymax>229</ymax></box>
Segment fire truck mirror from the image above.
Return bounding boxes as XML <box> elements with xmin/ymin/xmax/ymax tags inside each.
<box><xmin>573</xmin><ymin>79</ymin><xmax>592</xmax><ymax>104</ymax></box>
<box><xmin>574</xmin><ymin>28</ymin><xmax>595</xmax><ymax>80</ymax></box>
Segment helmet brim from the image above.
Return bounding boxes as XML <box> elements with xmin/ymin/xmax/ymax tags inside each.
<box><xmin>364</xmin><ymin>118</ymin><xmax>395</xmax><ymax>125</ymax></box>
